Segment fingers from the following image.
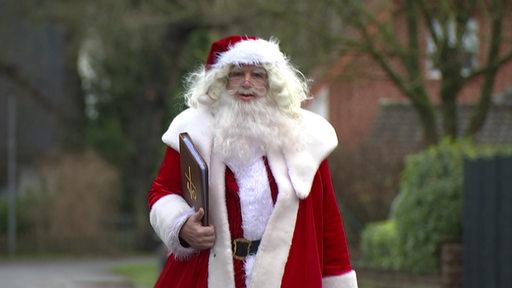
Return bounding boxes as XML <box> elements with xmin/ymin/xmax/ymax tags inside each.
<box><xmin>179</xmin><ymin>210</ymin><xmax>215</xmax><ymax>250</ymax></box>
<box><xmin>192</xmin><ymin>227</ymin><xmax>215</xmax><ymax>249</ymax></box>
<box><xmin>186</xmin><ymin>225</ymin><xmax>215</xmax><ymax>249</ymax></box>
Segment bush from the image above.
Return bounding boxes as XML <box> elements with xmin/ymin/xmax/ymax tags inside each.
<box><xmin>0</xmin><ymin>149</ymin><xmax>124</xmax><ymax>254</ymax></box>
<box><xmin>391</xmin><ymin>139</ymin><xmax>469</xmax><ymax>273</ymax></box>
<box><xmin>0</xmin><ymin>193</ymin><xmax>39</xmax><ymax>234</ymax></box>
<box><xmin>37</xmin><ymin>149</ymin><xmax>122</xmax><ymax>252</ymax></box>
<box><xmin>360</xmin><ymin>219</ymin><xmax>400</xmax><ymax>269</ymax></box>
<box><xmin>361</xmin><ymin>138</ymin><xmax>512</xmax><ymax>274</ymax></box>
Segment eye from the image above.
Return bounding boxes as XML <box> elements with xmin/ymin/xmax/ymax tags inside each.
<box><xmin>251</xmin><ymin>69</ymin><xmax>267</xmax><ymax>79</ymax></box>
<box><xmin>229</xmin><ymin>71</ymin><xmax>244</xmax><ymax>78</ymax></box>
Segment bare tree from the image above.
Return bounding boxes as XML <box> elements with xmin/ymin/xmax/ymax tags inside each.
<box><xmin>327</xmin><ymin>0</ymin><xmax>512</xmax><ymax>145</ymax></box>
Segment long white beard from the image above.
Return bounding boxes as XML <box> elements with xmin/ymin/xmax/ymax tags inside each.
<box><xmin>211</xmin><ymin>89</ymin><xmax>305</xmax><ymax>168</ymax></box>
<box><xmin>211</xmin><ymin>89</ymin><xmax>307</xmax><ymax>286</ymax></box>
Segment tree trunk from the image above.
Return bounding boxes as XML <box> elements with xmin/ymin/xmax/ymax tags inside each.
<box><xmin>408</xmin><ymin>87</ymin><xmax>438</xmax><ymax>146</ymax></box>
<box><xmin>439</xmin><ymin>75</ymin><xmax>462</xmax><ymax>140</ymax></box>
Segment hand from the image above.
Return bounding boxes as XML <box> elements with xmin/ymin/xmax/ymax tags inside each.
<box><xmin>179</xmin><ymin>208</ymin><xmax>215</xmax><ymax>250</ymax></box>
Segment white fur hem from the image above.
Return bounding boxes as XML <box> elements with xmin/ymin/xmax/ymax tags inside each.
<box><xmin>323</xmin><ymin>270</ymin><xmax>358</xmax><ymax>288</ymax></box>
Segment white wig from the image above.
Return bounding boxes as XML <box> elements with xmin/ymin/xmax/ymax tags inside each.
<box><xmin>183</xmin><ymin>59</ymin><xmax>310</xmax><ymax>118</ymax></box>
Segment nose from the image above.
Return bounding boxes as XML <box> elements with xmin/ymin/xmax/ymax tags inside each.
<box><xmin>241</xmin><ymin>73</ymin><xmax>253</xmax><ymax>87</ymax></box>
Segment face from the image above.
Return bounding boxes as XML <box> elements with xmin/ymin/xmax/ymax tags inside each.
<box><xmin>227</xmin><ymin>64</ymin><xmax>269</xmax><ymax>101</ymax></box>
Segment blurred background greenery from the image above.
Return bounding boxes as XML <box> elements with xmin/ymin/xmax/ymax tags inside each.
<box><xmin>0</xmin><ymin>0</ymin><xmax>349</xmax><ymax>255</ymax></box>
<box><xmin>1</xmin><ymin>1</ymin><xmax>512</xmax><ymax>287</ymax></box>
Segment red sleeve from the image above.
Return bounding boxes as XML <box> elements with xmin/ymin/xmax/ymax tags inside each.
<box><xmin>319</xmin><ymin>160</ymin><xmax>353</xmax><ymax>275</ymax></box>
<box><xmin>147</xmin><ymin>147</ymin><xmax>183</xmax><ymax>209</ymax></box>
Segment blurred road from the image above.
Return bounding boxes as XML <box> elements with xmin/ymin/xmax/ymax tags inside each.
<box><xmin>0</xmin><ymin>257</ymin><xmax>152</xmax><ymax>288</ymax></box>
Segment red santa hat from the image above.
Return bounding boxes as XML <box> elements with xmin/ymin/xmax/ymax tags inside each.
<box><xmin>205</xmin><ymin>35</ymin><xmax>288</xmax><ymax>70</ymax></box>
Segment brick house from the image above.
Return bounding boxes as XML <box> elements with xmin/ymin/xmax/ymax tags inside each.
<box><xmin>306</xmin><ymin>1</ymin><xmax>512</xmax><ymax>158</ymax></box>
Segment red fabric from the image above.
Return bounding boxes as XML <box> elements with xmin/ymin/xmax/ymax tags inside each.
<box><xmin>148</xmin><ymin>148</ymin><xmax>208</xmax><ymax>287</ymax></box>
<box><xmin>148</xmin><ymin>148</ymin><xmax>352</xmax><ymax>288</ymax></box>
<box><xmin>281</xmin><ymin>160</ymin><xmax>353</xmax><ymax>287</ymax></box>
<box><xmin>147</xmin><ymin>147</ymin><xmax>183</xmax><ymax>208</ymax></box>
<box><xmin>155</xmin><ymin>250</ymin><xmax>209</xmax><ymax>287</ymax></box>
<box><xmin>224</xmin><ymin>167</ymin><xmax>245</xmax><ymax>287</ymax></box>
<box><xmin>205</xmin><ymin>35</ymin><xmax>259</xmax><ymax>70</ymax></box>
<box><xmin>224</xmin><ymin>157</ymin><xmax>279</xmax><ymax>288</ymax></box>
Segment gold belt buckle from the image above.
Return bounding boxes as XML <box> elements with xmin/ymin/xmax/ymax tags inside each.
<box><xmin>233</xmin><ymin>238</ymin><xmax>252</xmax><ymax>260</ymax></box>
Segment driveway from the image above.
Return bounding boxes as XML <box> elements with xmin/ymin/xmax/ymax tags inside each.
<box><xmin>0</xmin><ymin>257</ymin><xmax>152</xmax><ymax>288</ymax></box>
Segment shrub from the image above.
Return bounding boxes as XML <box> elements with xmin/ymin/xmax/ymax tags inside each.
<box><xmin>361</xmin><ymin>138</ymin><xmax>512</xmax><ymax>274</ymax></box>
<box><xmin>37</xmin><ymin>149</ymin><xmax>122</xmax><ymax>251</ymax></box>
<box><xmin>391</xmin><ymin>139</ymin><xmax>469</xmax><ymax>273</ymax></box>
<box><xmin>0</xmin><ymin>149</ymin><xmax>123</xmax><ymax>254</ymax></box>
<box><xmin>360</xmin><ymin>219</ymin><xmax>400</xmax><ymax>269</ymax></box>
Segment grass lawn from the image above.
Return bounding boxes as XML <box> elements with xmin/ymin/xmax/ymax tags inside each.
<box><xmin>112</xmin><ymin>259</ymin><xmax>159</xmax><ymax>288</ymax></box>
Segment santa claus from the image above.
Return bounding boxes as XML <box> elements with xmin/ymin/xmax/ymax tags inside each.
<box><xmin>148</xmin><ymin>35</ymin><xmax>358</xmax><ymax>288</ymax></box>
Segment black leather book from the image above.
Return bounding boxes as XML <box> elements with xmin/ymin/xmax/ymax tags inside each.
<box><xmin>179</xmin><ymin>132</ymin><xmax>209</xmax><ymax>226</ymax></box>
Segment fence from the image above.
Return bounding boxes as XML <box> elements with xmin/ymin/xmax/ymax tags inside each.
<box><xmin>463</xmin><ymin>156</ymin><xmax>512</xmax><ymax>288</ymax></box>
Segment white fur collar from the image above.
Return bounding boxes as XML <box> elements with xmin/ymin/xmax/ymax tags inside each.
<box><xmin>161</xmin><ymin>106</ymin><xmax>338</xmax><ymax>199</ymax></box>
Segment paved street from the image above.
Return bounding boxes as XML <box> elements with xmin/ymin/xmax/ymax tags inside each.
<box><xmin>0</xmin><ymin>257</ymin><xmax>152</xmax><ymax>288</ymax></box>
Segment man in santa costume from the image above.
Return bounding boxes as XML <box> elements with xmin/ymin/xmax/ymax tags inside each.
<box><xmin>148</xmin><ymin>35</ymin><xmax>358</xmax><ymax>288</ymax></box>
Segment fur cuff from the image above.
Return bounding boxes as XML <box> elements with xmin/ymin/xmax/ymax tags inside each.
<box><xmin>323</xmin><ymin>270</ymin><xmax>358</xmax><ymax>288</ymax></box>
<box><xmin>149</xmin><ymin>194</ymin><xmax>197</xmax><ymax>259</ymax></box>
<box><xmin>167</xmin><ymin>208</ymin><xmax>198</xmax><ymax>259</ymax></box>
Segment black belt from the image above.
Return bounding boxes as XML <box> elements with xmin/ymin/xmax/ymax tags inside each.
<box><xmin>232</xmin><ymin>238</ymin><xmax>261</xmax><ymax>260</ymax></box>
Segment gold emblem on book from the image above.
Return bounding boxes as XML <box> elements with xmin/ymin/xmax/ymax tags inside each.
<box><xmin>179</xmin><ymin>132</ymin><xmax>209</xmax><ymax>226</ymax></box>
<box><xmin>185</xmin><ymin>166</ymin><xmax>197</xmax><ymax>201</ymax></box>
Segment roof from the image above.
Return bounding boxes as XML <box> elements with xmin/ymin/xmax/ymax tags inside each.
<box><xmin>365</xmin><ymin>99</ymin><xmax>512</xmax><ymax>159</ymax></box>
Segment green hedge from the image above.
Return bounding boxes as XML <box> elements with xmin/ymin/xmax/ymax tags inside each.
<box><xmin>360</xmin><ymin>219</ymin><xmax>400</xmax><ymax>269</ymax></box>
<box><xmin>0</xmin><ymin>193</ymin><xmax>40</xmax><ymax>233</ymax></box>
<box><xmin>361</xmin><ymin>139</ymin><xmax>512</xmax><ymax>274</ymax></box>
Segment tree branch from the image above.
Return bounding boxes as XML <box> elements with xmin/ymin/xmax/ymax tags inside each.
<box><xmin>465</xmin><ymin>50</ymin><xmax>512</xmax><ymax>80</ymax></box>
<box><xmin>417</xmin><ymin>0</ymin><xmax>440</xmax><ymax>48</ymax></box>
<box><xmin>464</xmin><ymin>0</ymin><xmax>507</xmax><ymax>137</ymax></box>
<box><xmin>0</xmin><ymin>61</ymin><xmax>67</xmax><ymax>122</ymax></box>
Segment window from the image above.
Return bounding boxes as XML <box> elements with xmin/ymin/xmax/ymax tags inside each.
<box><xmin>426</xmin><ymin>18</ymin><xmax>479</xmax><ymax>79</ymax></box>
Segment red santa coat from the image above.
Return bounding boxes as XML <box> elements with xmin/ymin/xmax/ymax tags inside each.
<box><xmin>148</xmin><ymin>106</ymin><xmax>358</xmax><ymax>288</ymax></box>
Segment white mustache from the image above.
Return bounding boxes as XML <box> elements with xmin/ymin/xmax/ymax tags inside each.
<box><xmin>231</xmin><ymin>87</ymin><xmax>268</xmax><ymax>97</ymax></box>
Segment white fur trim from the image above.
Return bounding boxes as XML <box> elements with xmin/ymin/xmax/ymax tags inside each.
<box><xmin>247</xmin><ymin>149</ymin><xmax>299</xmax><ymax>288</ymax></box>
<box><xmin>212</xmin><ymin>38</ymin><xmax>287</xmax><ymax>68</ymax></box>
<box><xmin>168</xmin><ymin>207</ymin><xmax>198</xmax><ymax>259</ymax></box>
<box><xmin>162</xmin><ymin>106</ymin><xmax>214</xmax><ymax>166</ymax></box>
<box><xmin>227</xmin><ymin>158</ymin><xmax>273</xmax><ymax>241</ymax></box>
<box><xmin>149</xmin><ymin>194</ymin><xmax>197</xmax><ymax>258</ymax></box>
<box><xmin>323</xmin><ymin>270</ymin><xmax>358</xmax><ymax>288</ymax></box>
<box><xmin>244</xmin><ymin>255</ymin><xmax>256</xmax><ymax>287</ymax></box>
<box><xmin>228</xmin><ymin>158</ymin><xmax>273</xmax><ymax>286</ymax></box>
<box><xmin>162</xmin><ymin>107</ymin><xmax>337</xmax><ymax>200</ymax></box>
<box><xmin>283</xmin><ymin>109</ymin><xmax>338</xmax><ymax>199</ymax></box>
<box><xmin>207</xmin><ymin>155</ymin><xmax>236</xmax><ymax>287</ymax></box>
